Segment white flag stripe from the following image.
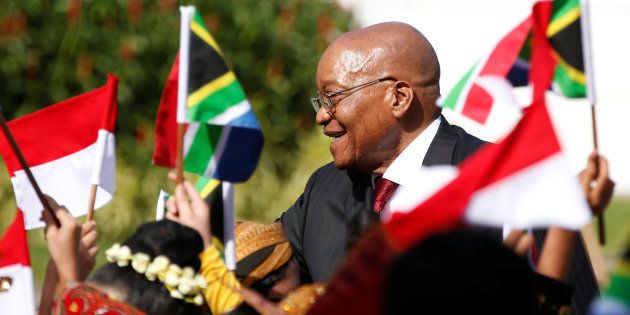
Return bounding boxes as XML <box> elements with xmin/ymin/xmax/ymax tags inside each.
<box><xmin>0</xmin><ymin>264</ymin><xmax>36</xmax><ymax>315</ymax></box>
<box><xmin>384</xmin><ymin>165</ymin><xmax>458</xmax><ymax>222</ymax></box>
<box><xmin>387</xmin><ymin>154</ymin><xmax>591</xmax><ymax>231</ymax></box>
<box><xmin>207</xmin><ymin>100</ymin><xmax>251</xmax><ymax>126</ymax></box>
<box><xmin>203</xmin><ymin>126</ymin><xmax>231</xmax><ymax>178</ymax></box>
<box><xmin>90</xmin><ymin>129</ymin><xmax>115</xmax><ymax>187</ymax></box>
<box><xmin>183</xmin><ymin>122</ymin><xmax>201</xmax><ymax>156</ymax></box>
<box><xmin>13</xmin><ymin>133</ymin><xmax>115</xmax><ymax>230</ymax></box>
<box><xmin>464</xmin><ymin>153</ymin><xmax>591</xmax><ymax>229</ymax></box>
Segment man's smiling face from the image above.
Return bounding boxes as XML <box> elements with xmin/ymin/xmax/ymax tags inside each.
<box><xmin>314</xmin><ymin>43</ymin><xmax>400</xmax><ymax>173</ymax></box>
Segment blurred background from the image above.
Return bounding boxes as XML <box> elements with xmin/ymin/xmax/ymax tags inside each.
<box><xmin>0</xmin><ymin>0</ymin><xmax>627</xmax><ymax>293</ymax></box>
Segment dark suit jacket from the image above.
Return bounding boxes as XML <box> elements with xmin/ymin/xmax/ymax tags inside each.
<box><xmin>280</xmin><ymin>117</ymin><xmax>486</xmax><ymax>282</ymax></box>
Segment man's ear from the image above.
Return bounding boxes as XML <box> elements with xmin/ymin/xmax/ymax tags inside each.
<box><xmin>391</xmin><ymin>81</ymin><xmax>414</xmax><ymax>118</ymax></box>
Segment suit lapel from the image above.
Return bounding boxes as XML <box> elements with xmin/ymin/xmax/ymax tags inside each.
<box><xmin>422</xmin><ymin>116</ymin><xmax>459</xmax><ymax>166</ymax></box>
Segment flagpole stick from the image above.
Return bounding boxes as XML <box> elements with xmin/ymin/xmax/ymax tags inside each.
<box><xmin>175</xmin><ymin>124</ymin><xmax>185</xmax><ymax>184</ymax></box>
<box><xmin>580</xmin><ymin>0</ymin><xmax>605</xmax><ymax>245</ymax></box>
<box><xmin>0</xmin><ymin>111</ymin><xmax>60</xmax><ymax>228</ymax></box>
<box><xmin>85</xmin><ymin>184</ymin><xmax>98</xmax><ymax>222</ymax></box>
<box><xmin>590</xmin><ymin>104</ymin><xmax>605</xmax><ymax>245</ymax></box>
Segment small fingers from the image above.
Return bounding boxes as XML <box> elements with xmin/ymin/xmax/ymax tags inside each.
<box><xmin>168</xmin><ymin>172</ymin><xmax>178</xmax><ymax>183</ymax></box>
<box><xmin>165</xmin><ymin>197</ymin><xmax>179</xmax><ymax>217</ymax></box>
<box><xmin>87</xmin><ymin>246</ymin><xmax>100</xmax><ymax>258</ymax></box>
<box><xmin>81</xmin><ymin>221</ymin><xmax>96</xmax><ymax>237</ymax></box>
<box><xmin>174</xmin><ymin>184</ymin><xmax>193</xmax><ymax>215</ymax></box>
<box><xmin>513</xmin><ymin>233</ymin><xmax>534</xmax><ymax>256</ymax></box>
<box><xmin>503</xmin><ymin>230</ymin><xmax>526</xmax><ymax>250</ymax></box>
<box><xmin>81</xmin><ymin>230</ymin><xmax>98</xmax><ymax>249</ymax></box>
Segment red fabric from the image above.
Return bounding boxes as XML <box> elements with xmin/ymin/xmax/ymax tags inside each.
<box><xmin>152</xmin><ymin>54</ymin><xmax>182</xmax><ymax>168</ymax></box>
<box><xmin>460</xmin><ymin>16</ymin><xmax>533</xmax><ymax>124</ymax></box>
<box><xmin>372</xmin><ymin>177</ymin><xmax>399</xmax><ymax>213</ymax></box>
<box><xmin>531</xmin><ymin>1</ymin><xmax>556</xmax><ymax>103</ymax></box>
<box><xmin>0</xmin><ymin>75</ymin><xmax>118</xmax><ymax>176</ymax></box>
<box><xmin>461</xmin><ymin>83</ymin><xmax>494</xmax><ymax>124</ymax></box>
<box><xmin>58</xmin><ymin>283</ymin><xmax>145</xmax><ymax>315</ymax></box>
<box><xmin>385</xmin><ymin>1</ymin><xmax>558</xmax><ymax>252</ymax></box>
<box><xmin>0</xmin><ymin>211</ymin><xmax>30</xmax><ymax>267</ymax></box>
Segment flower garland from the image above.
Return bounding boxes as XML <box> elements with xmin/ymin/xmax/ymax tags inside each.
<box><xmin>105</xmin><ymin>243</ymin><xmax>207</xmax><ymax>306</ymax></box>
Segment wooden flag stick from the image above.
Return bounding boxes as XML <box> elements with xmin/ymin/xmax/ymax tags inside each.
<box><xmin>590</xmin><ymin>105</ymin><xmax>605</xmax><ymax>245</ymax></box>
<box><xmin>580</xmin><ymin>0</ymin><xmax>604</xmax><ymax>245</ymax></box>
<box><xmin>85</xmin><ymin>184</ymin><xmax>98</xmax><ymax>222</ymax></box>
<box><xmin>175</xmin><ymin>124</ymin><xmax>185</xmax><ymax>184</ymax></box>
<box><xmin>0</xmin><ymin>110</ymin><xmax>60</xmax><ymax>227</ymax></box>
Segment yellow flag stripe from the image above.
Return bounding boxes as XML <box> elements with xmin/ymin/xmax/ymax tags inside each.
<box><xmin>188</xmin><ymin>71</ymin><xmax>236</xmax><ymax>108</ymax></box>
<box><xmin>552</xmin><ymin>50</ymin><xmax>586</xmax><ymax>85</ymax></box>
<box><xmin>191</xmin><ymin>20</ymin><xmax>223</xmax><ymax>55</ymax></box>
<box><xmin>199</xmin><ymin>178</ymin><xmax>221</xmax><ymax>198</ymax></box>
<box><xmin>547</xmin><ymin>7</ymin><xmax>580</xmax><ymax>37</ymax></box>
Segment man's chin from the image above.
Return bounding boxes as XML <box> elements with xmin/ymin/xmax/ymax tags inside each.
<box><xmin>332</xmin><ymin>159</ymin><xmax>350</xmax><ymax>170</ymax></box>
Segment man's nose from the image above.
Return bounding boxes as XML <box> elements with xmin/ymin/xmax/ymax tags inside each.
<box><xmin>315</xmin><ymin>107</ymin><xmax>333</xmax><ymax>125</ymax></box>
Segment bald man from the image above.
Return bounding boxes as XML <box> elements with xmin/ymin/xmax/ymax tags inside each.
<box><xmin>280</xmin><ymin>22</ymin><xmax>486</xmax><ymax>282</ymax></box>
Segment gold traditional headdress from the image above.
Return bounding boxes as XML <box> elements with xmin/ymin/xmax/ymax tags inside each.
<box><xmin>235</xmin><ymin>221</ymin><xmax>292</xmax><ymax>286</ymax></box>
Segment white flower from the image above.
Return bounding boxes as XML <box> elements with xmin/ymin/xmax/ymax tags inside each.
<box><xmin>193</xmin><ymin>294</ymin><xmax>204</xmax><ymax>306</ymax></box>
<box><xmin>152</xmin><ymin>256</ymin><xmax>170</xmax><ymax>270</ymax></box>
<box><xmin>167</xmin><ymin>264</ymin><xmax>182</xmax><ymax>276</ymax></box>
<box><xmin>145</xmin><ymin>255</ymin><xmax>170</xmax><ymax>281</ymax></box>
<box><xmin>178</xmin><ymin>277</ymin><xmax>195</xmax><ymax>295</ymax></box>
<box><xmin>194</xmin><ymin>275</ymin><xmax>207</xmax><ymax>289</ymax></box>
<box><xmin>165</xmin><ymin>271</ymin><xmax>180</xmax><ymax>287</ymax></box>
<box><xmin>131</xmin><ymin>253</ymin><xmax>151</xmax><ymax>274</ymax></box>
<box><xmin>105</xmin><ymin>243</ymin><xmax>121</xmax><ymax>262</ymax></box>
<box><xmin>182</xmin><ymin>267</ymin><xmax>195</xmax><ymax>279</ymax></box>
<box><xmin>116</xmin><ymin>245</ymin><xmax>132</xmax><ymax>267</ymax></box>
<box><xmin>170</xmin><ymin>289</ymin><xmax>184</xmax><ymax>299</ymax></box>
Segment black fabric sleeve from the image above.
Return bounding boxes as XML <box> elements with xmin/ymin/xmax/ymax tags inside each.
<box><xmin>279</xmin><ymin>165</ymin><xmax>326</xmax><ymax>284</ymax></box>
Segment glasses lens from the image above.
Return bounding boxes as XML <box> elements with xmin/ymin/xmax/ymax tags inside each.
<box><xmin>310</xmin><ymin>97</ymin><xmax>322</xmax><ymax>112</ymax></box>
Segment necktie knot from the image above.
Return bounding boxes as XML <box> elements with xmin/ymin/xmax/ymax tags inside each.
<box><xmin>373</xmin><ymin>177</ymin><xmax>399</xmax><ymax>213</ymax></box>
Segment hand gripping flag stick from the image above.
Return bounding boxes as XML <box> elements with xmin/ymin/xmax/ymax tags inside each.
<box><xmin>0</xmin><ymin>109</ymin><xmax>60</xmax><ymax>228</ymax></box>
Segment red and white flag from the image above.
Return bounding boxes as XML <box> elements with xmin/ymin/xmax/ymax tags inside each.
<box><xmin>384</xmin><ymin>98</ymin><xmax>591</xmax><ymax>251</ymax></box>
<box><xmin>0</xmin><ymin>75</ymin><xmax>118</xmax><ymax>230</ymax></box>
<box><xmin>0</xmin><ymin>211</ymin><xmax>36</xmax><ymax>314</ymax></box>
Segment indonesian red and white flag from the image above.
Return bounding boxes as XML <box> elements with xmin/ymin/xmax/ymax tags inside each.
<box><xmin>384</xmin><ymin>98</ymin><xmax>591</xmax><ymax>251</ymax></box>
<box><xmin>0</xmin><ymin>211</ymin><xmax>36</xmax><ymax>314</ymax></box>
<box><xmin>0</xmin><ymin>74</ymin><xmax>118</xmax><ymax>230</ymax></box>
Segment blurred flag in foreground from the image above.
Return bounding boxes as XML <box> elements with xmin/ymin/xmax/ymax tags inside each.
<box><xmin>440</xmin><ymin>0</ymin><xmax>588</xmax><ymax>125</ymax></box>
<box><xmin>0</xmin><ymin>212</ymin><xmax>35</xmax><ymax>315</ymax></box>
<box><xmin>152</xmin><ymin>6</ymin><xmax>263</xmax><ymax>182</ymax></box>
<box><xmin>0</xmin><ymin>75</ymin><xmax>118</xmax><ymax>229</ymax></box>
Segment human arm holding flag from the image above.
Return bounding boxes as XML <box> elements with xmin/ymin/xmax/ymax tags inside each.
<box><xmin>579</xmin><ymin>152</ymin><xmax>614</xmax><ymax>216</ymax></box>
<box><xmin>165</xmin><ymin>175</ymin><xmax>242</xmax><ymax>314</ymax></box>
<box><xmin>39</xmin><ymin>225</ymin><xmax>99</xmax><ymax>314</ymax></box>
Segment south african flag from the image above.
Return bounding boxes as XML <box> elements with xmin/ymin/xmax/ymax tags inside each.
<box><xmin>153</xmin><ymin>6</ymin><xmax>263</xmax><ymax>182</ymax></box>
<box><xmin>440</xmin><ymin>0</ymin><xmax>588</xmax><ymax>125</ymax></box>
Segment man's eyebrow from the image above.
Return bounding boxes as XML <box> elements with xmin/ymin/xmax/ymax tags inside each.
<box><xmin>319</xmin><ymin>80</ymin><xmax>346</xmax><ymax>91</ymax></box>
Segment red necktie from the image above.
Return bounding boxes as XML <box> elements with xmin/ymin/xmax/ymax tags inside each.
<box><xmin>373</xmin><ymin>177</ymin><xmax>399</xmax><ymax>213</ymax></box>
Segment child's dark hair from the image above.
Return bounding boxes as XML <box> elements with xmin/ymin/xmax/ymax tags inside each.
<box><xmin>90</xmin><ymin>220</ymin><xmax>206</xmax><ymax>315</ymax></box>
<box><xmin>247</xmin><ymin>256</ymin><xmax>293</xmax><ymax>299</ymax></box>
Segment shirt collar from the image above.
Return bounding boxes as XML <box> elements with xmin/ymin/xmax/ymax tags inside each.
<box><xmin>379</xmin><ymin>116</ymin><xmax>441</xmax><ymax>187</ymax></box>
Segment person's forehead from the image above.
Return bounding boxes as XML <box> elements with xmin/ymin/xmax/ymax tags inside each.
<box><xmin>316</xmin><ymin>45</ymin><xmax>384</xmax><ymax>86</ymax></box>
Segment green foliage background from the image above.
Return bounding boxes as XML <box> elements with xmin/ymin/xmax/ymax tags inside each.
<box><xmin>0</xmin><ymin>0</ymin><xmax>353</xmax><ymax>288</ymax></box>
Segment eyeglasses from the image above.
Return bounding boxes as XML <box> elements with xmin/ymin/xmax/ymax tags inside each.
<box><xmin>311</xmin><ymin>77</ymin><xmax>395</xmax><ymax>115</ymax></box>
